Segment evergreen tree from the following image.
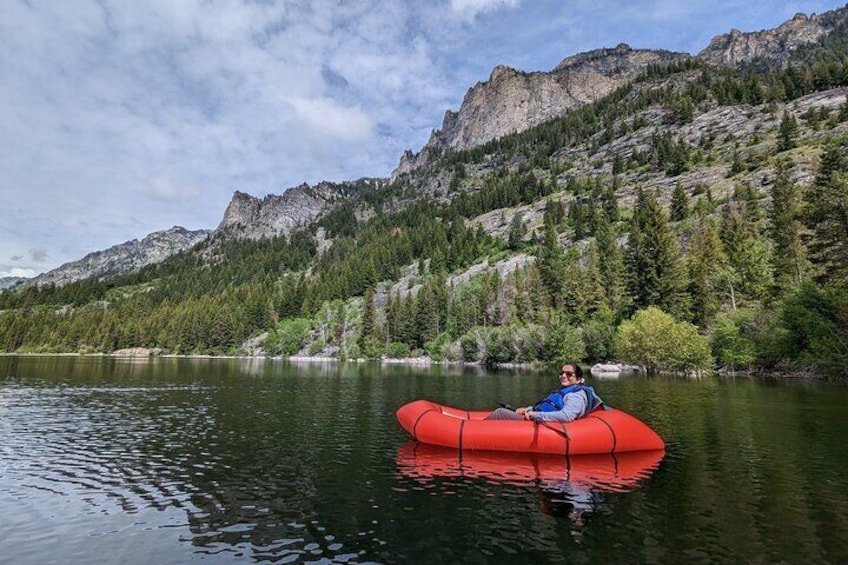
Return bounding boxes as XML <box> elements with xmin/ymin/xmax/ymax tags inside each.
<box><xmin>768</xmin><ymin>161</ymin><xmax>808</xmax><ymax>291</ymax></box>
<box><xmin>670</xmin><ymin>182</ymin><xmax>690</xmax><ymax>222</ymax></box>
<box><xmin>625</xmin><ymin>188</ymin><xmax>690</xmax><ymax>318</ymax></box>
<box><xmin>805</xmin><ymin>137</ymin><xmax>848</xmax><ymax>284</ymax></box>
<box><xmin>777</xmin><ymin>110</ymin><xmax>799</xmax><ymax>152</ymax></box>
<box><xmin>577</xmin><ymin>242</ymin><xmax>606</xmax><ymax>322</ymax></box>
<box><xmin>594</xmin><ymin>212</ymin><xmax>628</xmax><ymax>317</ymax></box>
<box><xmin>720</xmin><ymin>202</ymin><xmax>773</xmax><ymax>305</ymax></box>
<box><xmin>536</xmin><ymin>222</ymin><xmax>566</xmax><ymax>309</ymax></box>
<box><xmin>603</xmin><ymin>180</ymin><xmax>620</xmax><ymax>223</ymax></box>
<box><xmin>358</xmin><ymin>286</ymin><xmax>376</xmax><ymax>350</ymax></box>
<box><xmin>507</xmin><ymin>213</ymin><xmax>527</xmax><ymax>250</ymax></box>
<box><xmin>415</xmin><ymin>280</ymin><xmax>441</xmax><ymax>345</ymax></box>
<box><xmin>687</xmin><ymin>210</ymin><xmax>726</xmax><ymax>325</ymax></box>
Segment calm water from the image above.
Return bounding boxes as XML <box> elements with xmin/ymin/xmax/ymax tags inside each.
<box><xmin>1</xmin><ymin>356</ymin><xmax>847</xmax><ymax>564</ymax></box>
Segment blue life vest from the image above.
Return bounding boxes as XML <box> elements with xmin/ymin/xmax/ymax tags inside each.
<box><xmin>533</xmin><ymin>384</ymin><xmax>605</xmax><ymax>418</ymax></box>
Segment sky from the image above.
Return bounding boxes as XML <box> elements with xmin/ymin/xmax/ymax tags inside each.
<box><xmin>1</xmin><ymin>0</ymin><xmax>843</xmax><ymax>278</ymax></box>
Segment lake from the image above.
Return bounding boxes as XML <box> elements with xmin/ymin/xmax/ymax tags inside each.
<box><xmin>1</xmin><ymin>356</ymin><xmax>847</xmax><ymax>564</ymax></box>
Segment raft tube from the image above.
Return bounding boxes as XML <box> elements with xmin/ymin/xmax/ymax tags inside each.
<box><xmin>396</xmin><ymin>399</ymin><xmax>664</xmax><ymax>455</ymax></box>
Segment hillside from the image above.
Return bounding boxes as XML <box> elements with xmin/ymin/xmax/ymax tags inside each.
<box><xmin>2</xmin><ymin>6</ymin><xmax>848</xmax><ymax>376</ymax></box>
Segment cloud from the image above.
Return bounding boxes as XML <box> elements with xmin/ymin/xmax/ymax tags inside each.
<box><xmin>11</xmin><ymin>255</ymin><xmax>23</xmax><ymax>261</ymax></box>
<box><xmin>142</xmin><ymin>177</ymin><xmax>200</xmax><ymax>202</ymax></box>
<box><xmin>29</xmin><ymin>248</ymin><xmax>48</xmax><ymax>263</ymax></box>
<box><xmin>449</xmin><ymin>0</ymin><xmax>521</xmax><ymax>20</ymax></box>
<box><xmin>2</xmin><ymin>267</ymin><xmax>37</xmax><ymax>278</ymax></box>
<box><xmin>288</xmin><ymin>96</ymin><xmax>374</xmax><ymax>143</ymax></box>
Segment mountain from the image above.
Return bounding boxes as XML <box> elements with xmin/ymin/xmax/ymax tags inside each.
<box><xmin>216</xmin><ymin>179</ymin><xmax>380</xmax><ymax>241</ymax></box>
<box><xmin>698</xmin><ymin>9</ymin><xmax>848</xmax><ymax>69</ymax></box>
<box><xmin>13</xmin><ymin>5</ymin><xmax>848</xmax><ymax>287</ymax></box>
<box><xmin>0</xmin><ymin>277</ymin><xmax>25</xmax><ymax>291</ymax></box>
<box><xmin>392</xmin><ymin>44</ymin><xmax>687</xmax><ymax>181</ymax></box>
<box><xmin>393</xmin><ymin>5</ymin><xmax>848</xmax><ymax>181</ymax></box>
<box><xmin>28</xmin><ymin>226</ymin><xmax>210</xmax><ymax>287</ymax></box>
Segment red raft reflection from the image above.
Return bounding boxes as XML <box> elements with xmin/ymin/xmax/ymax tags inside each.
<box><xmin>396</xmin><ymin>440</ymin><xmax>665</xmax><ymax>492</ymax></box>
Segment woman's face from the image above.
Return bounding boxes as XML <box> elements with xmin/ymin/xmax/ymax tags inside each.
<box><xmin>559</xmin><ymin>364</ymin><xmax>578</xmax><ymax>385</ymax></box>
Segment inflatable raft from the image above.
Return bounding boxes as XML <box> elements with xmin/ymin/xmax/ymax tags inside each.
<box><xmin>396</xmin><ymin>399</ymin><xmax>664</xmax><ymax>455</ymax></box>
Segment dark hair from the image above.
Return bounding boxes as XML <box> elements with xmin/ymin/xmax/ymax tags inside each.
<box><xmin>563</xmin><ymin>362</ymin><xmax>583</xmax><ymax>380</ymax></box>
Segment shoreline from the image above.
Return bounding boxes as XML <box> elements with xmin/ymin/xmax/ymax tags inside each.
<box><xmin>0</xmin><ymin>351</ymin><xmax>837</xmax><ymax>379</ymax></box>
<box><xmin>0</xmin><ymin>350</ymin><xmax>535</xmax><ymax>371</ymax></box>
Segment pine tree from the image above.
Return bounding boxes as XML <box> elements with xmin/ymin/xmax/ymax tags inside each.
<box><xmin>507</xmin><ymin>213</ymin><xmax>527</xmax><ymax>250</ymax></box>
<box><xmin>687</xmin><ymin>210</ymin><xmax>726</xmax><ymax>325</ymax></box>
<box><xmin>577</xmin><ymin>242</ymin><xmax>605</xmax><ymax>322</ymax></box>
<box><xmin>777</xmin><ymin>110</ymin><xmax>799</xmax><ymax>152</ymax></box>
<box><xmin>625</xmin><ymin>188</ymin><xmax>690</xmax><ymax>317</ymax></box>
<box><xmin>769</xmin><ymin>161</ymin><xmax>808</xmax><ymax>291</ymax></box>
<box><xmin>358</xmin><ymin>287</ymin><xmax>376</xmax><ymax>350</ymax></box>
<box><xmin>603</xmin><ymin>180</ymin><xmax>620</xmax><ymax>223</ymax></box>
<box><xmin>805</xmin><ymin>137</ymin><xmax>848</xmax><ymax>284</ymax></box>
<box><xmin>415</xmin><ymin>280</ymin><xmax>441</xmax><ymax>345</ymax></box>
<box><xmin>720</xmin><ymin>202</ymin><xmax>773</xmax><ymax>304</ymax></box>
<box><xmin>594</xmin><ymin>211</ymin><xmax>628</xmax><ymax>317</ymax></box>
<box><xmin>536</xmin><ymin>222</ymin><xmax>566</xmax><ymax>309</ymax></box>
<box><xmin>670</xmin><ymin>182</ymin><xmax>690</xmax><ymax>222</ymax></box>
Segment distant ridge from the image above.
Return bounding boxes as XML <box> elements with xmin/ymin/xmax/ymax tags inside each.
<box><xmin>28</xmin><ymin>226</ymin><xmax>210</xmax><ymax>287</ymax></box>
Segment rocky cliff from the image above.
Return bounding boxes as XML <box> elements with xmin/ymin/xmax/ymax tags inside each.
<box><xmin>0</xmin><ymin>277</ymin><xmax>26</xmax><ymax>291</ymax></box>
<box><xmin>216</xmin><ymin>179</ymin><xmax>377</xmax><ymax>240</ymax></box>
<box><xmin>29</xmin><ymin>226</ymin><xmax>210</xmax><ymax>287</ymax></box>
<box><xmin>393</xmin><ymin>6</ymin><xmax>848</xmax><ymax>181</ymax></box>
<box><xmin>698</xmin><ymin>6</ymin><xmax>848</xmax><ymax>69</ymax></box>
<box><xmin>392</xmin><ymin>44</ymin><xmax>687</xmax><ymax>181</ymax></box>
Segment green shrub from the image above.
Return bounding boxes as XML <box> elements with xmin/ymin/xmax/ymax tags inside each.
<box><xmin>386</xmin><ymin>341</ymin><xmax>410</xmax><ymax>359</ymax></box>
<box><xmin>582</xmin><ymin>306</ymin><xmax>617</xmax><ymax>361</ymax></box>
<box><xmin>485</xmin><ymin>326</ymin><xmax>518</xmax><ymax>364</ymax></box>
<box><xmin>424</xmin><ymin>332</ymin><xmax>451</xmax><ymax>362</ymax></box>
<box><xmin>615</xmin><ymin>306</ymin><xmax>713</xmax><ymax>373</ymax></box>
<box><xmin>308</xmin><ymin>338</ymin><xmax>326</xmax><ymax>356</ymax></box>
<box><xmin>359</xmin><ymin>336</ymin><xmax>384</xmax><ymax>360</ymax></box>
<box><xmin>543</xmin><ymin>313</ymin><xmax>586</xmax><ymax>363</ymax></box>
<box><xmin>710</xmin><ymin>310</ymin><xmax>757</xmax><ymax>370</ymax></box>
<box><xmin>337</xmin><ymin>342</ymin><xmax>361</xmax><ymax>361</ymax></box>
<box><xmin>459</xmin><ymin>330</ymin><xmax>486</xmax><ymax>362</ymax></box>
<box><xmin>513</xmin><ymin>324</ymin><xmax>545</xmax><ymax>362</ymax></box>
<box><xmin>266</xmin><ymin>318</ymin><xmax>313</xmax><ymax>356</ymax></box>
<box><xmin>776</xmin><ymin>283</ymin><xmax>848</xmax><ymax>375</ymax></box>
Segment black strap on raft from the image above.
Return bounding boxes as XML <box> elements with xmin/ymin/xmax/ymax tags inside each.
<box><xmin>497</xmin><ymin>402</ymin><xmax>515</xmax><ymax>411</ymax></box>
<box><xmin>412</xmin><ymin>409</ymin><xmax>436</xmax><ymax>441</ymax></box>
<box><xmin>589</xmin><ymin>414</ymin><xmax>617</xmax><ymax>453</ymax></box>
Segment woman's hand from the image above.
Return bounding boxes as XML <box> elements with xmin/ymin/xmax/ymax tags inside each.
<box><xmin>516</xmin><ymin>407</ymin><xmax>528</xmax><ymax>416</ymax></box>
<box><xmin>523</xmin><ymin>410</ymin><xmax>535</xmax><ymax>421</ymax></box>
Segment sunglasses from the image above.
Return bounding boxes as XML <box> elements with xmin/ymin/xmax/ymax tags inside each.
<box><xmin>560</xmin><ymin>370</ymin><xmax>575</xmax><ymax>377</ymax></box>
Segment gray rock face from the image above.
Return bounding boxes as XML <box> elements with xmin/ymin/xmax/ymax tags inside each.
<box><xmin>29</xmin><ymin>226</ymin><xmax>210</xmax><ymax>287</ymax></box>
<box><xmin>216</xmin><ymin>180</ymin><xmax>375</xmax><ymax>240</ymax></box>
<box><xmin>0</xmin><ymin>277</ymin><xmax>26</xmax><ymax>291</ymax></box>
<box><xmin>392</xmin><ymin>6</ymin><xmax>848</xmax><ymax>182</ymax></box>
<box><xmin>698</xmin><ymin>7</ymin><xmax>847</xmax><ymax>68</ymax></box>
<box><xmin>391</xmin><ymin>44</ymin><xmax>687</xmax><ymax>181</ymax></box>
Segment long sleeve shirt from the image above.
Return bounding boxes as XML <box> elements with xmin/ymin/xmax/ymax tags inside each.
<box><xmin>527</xmin><ymin>390</ymin><xmax>588</xmax><ymax>422</ymax></box>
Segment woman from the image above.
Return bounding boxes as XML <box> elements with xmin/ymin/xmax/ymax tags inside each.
<box><xmin>485</xmin><ymin>362</ymin><xmax>604</xmax><ymax>422</ymax></box>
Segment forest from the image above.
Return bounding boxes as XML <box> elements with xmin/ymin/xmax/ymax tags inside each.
<box><xmin>2</xmin><ymin>40</ymin><xmax>848</xmax><ymax>377</ymax></box>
